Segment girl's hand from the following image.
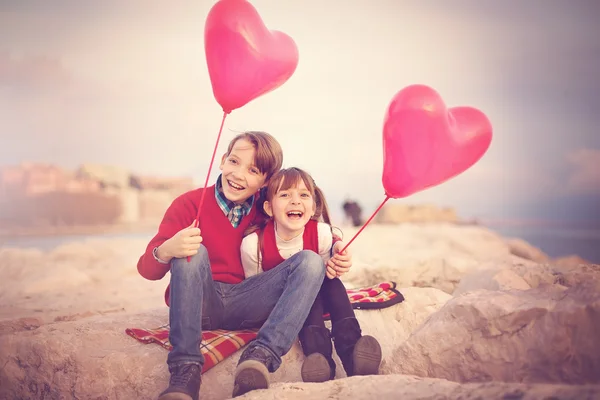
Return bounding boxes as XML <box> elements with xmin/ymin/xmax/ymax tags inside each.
<box><xmin>327</xmin><ymin>241</ymin><xmax>352</xmax><ymax>277</ymax></box>
<box><xmin>326</xmin><ymin>264</ymin><xmax>337</xmax><ymax>279</ymax></box>
<box><xmin>157</xmin><ymin>222</ymin><xmax>203</xmax><ymax>261</ymax></box>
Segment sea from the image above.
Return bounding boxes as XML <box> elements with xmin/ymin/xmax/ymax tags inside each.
<box><xmin>1</xmin><ymin>224</ymin><xmax>599</xmax><ymax>264</ymax></box>
<box><xmin>484</xmin><ymin>223</ymin><xmax>600</xmax><ymax>263</ymax></box>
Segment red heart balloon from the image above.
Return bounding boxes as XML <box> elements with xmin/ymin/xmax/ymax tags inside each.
<box><xmin>205</xmin><ymin>0</ymin><xmax>299</xmax><ymax>113</ymax></box>
<box><xmin>382</xmin><ymin>84</ymin><xmax>492</xmax><ymax>198</ymax></box>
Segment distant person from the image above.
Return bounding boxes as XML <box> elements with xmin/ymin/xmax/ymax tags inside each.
<box><xmin>342</xmin><ymin>199</ymin><xmax>363</xmax><ymax>227</ymax></box>
<box><xmin>241</xmin><ymin>167</ymin><xmax>381</xmax><ymax>383</ymax></box>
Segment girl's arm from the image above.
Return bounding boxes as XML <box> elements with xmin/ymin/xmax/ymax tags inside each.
<box><xmin>317</xmin><ymin>222</ymin><xmax>334</xmax><ymax>264</ymax></box>
<box><xmin>240</xmin><ymin>232</ymin><xmax>262</xmax><ymax>278</ymax></box>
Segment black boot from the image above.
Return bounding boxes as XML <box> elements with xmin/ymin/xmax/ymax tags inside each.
<box><xmin>298</xmin><ymin>325</ymin><xmax>336</xmax><ymax>382</ymax></box>
<box><xmin>332</xmin><ymin>317</ymin><xmax>382</xmax><ymax>377</ymax></box>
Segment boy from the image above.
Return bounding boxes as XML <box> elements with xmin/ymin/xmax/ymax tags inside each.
<box><xmin>137</xmin><ymin>131</ymin><xmax>352</xmax><ymax>400</ymax></box>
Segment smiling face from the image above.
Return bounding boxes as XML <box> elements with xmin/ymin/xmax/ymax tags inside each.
<box><xmin>219</xmin><ymin>138</ymin><xmax>267</xmax><ymax>204</ymax></box>
<box><xmin>263</xmin><ymin>176</ymin><xmax>316</xmax><ymax>241</ymax></box>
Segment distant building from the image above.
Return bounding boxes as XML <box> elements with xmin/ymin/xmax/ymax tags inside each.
<box><xmin>76</xmin><ymin>164</ymin><xmax>130</xmax><ymax>189</ymax></box>
<box><xmin>0</xmin><ymin>162</ymin><xmax>195</xmax><ymax>227</ymax></box>
<box><xmin>0</xmin><ymin>163</ymin><xmax>100</xmax><ymax>199</ymax></box>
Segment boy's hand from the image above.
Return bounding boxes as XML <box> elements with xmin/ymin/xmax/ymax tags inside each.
<box><xmin>157</xmin><ymin>222</ymin><xmax>203</xmax><ymax>261</ymax></box>
<box><xmin>327</xmin><ymin>241</ymin><xmax>352</xmax><ymax>278</ymax></box>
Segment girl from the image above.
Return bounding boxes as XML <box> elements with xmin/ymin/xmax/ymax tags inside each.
<box><xmin>241</xmin><ymin>167</ymin><xmax>382</xmax><ymax>382</ymax></box>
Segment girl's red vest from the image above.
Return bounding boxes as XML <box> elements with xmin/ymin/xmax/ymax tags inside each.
<box><xmin>260</xmin><ymin>219</ymin><xmax>319</xmax><ymax>271</ymax></box>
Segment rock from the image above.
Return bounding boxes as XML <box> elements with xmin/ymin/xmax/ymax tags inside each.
<box><xmin>0</xmin><ymin>287</ymin><xmax>450</xmax><ymax>400</ymax></box>
<box><xmin>453</xmin><ymin>256</ymin><xmax>599</xmax><ymax>296</ymax></box>
<box><xmin>453</xmin><ymin>267</ymin><xmax>531</xmax><ymax>296</ymax></box>
<box><xmin>373</xmin><ymin>203</ymin><xmax>459</xmax><ymax>224</ymax></box>
<box><xmin>0</xmin><ymin>238</ymin><xmax>160</xmax><ymax>325</ymax></box>
<box><xmin>552</xmin><ymin>262</ymin><xmax>600</xmax><ymax>287</ymax></box>
<box><xmin>342</xmin><ymin>224</ymin><xmax>512</xmax><ymax>294</ymax></box>
<box><xmin>553</xmin><ymin>255</ymin><xmax>593</xmax><ymax>268</ymax></box>
<box><xmin>393</xmin><ymin>282</ymin><xmax>600</xmax><ymax>384</ymax></box>
<box><xmin>508</xmin><ymin>258</ymin><xmax>560</xmax><ymax>288</ymax></box>
<box><xmin>239</xmin><ymin>374</ymin><xmax>600</xmax><ymax>400</ymax></box>
<box><xmin>505</xmin><ymin>238</ymin><xmax>550</xmax><ymax>263</ymax></box>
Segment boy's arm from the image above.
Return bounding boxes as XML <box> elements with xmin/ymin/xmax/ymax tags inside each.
<box><xmin>137</xmin><ymin>195</ymin><xmax>191</xmax><ymax>281</ymax></box>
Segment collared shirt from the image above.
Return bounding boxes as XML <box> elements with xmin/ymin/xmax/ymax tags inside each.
<box><xmin>214</xmin><ymin>174</ymin><xmax>255</xmax><ymax>228</ymax></box>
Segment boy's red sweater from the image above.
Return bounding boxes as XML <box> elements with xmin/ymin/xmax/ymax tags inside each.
<box><xmin>136</xmin><ymin>185</ymin><xmax>258</xmax><ymax>306</ymax></box>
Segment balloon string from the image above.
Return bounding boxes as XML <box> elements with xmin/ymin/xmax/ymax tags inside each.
<box><xmin>339</xmin><ymin>195</ymin><xmax>390</xmax><ymax>254</ymax></box>
<box><xmin>187</xmin><ymin>110</ymin><xmax>229</xmax><ymax>262</ymax></box>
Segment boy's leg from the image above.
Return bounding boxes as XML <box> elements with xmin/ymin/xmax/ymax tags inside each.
<box><xmin>160</xmin><ymin>246</ymin><xmax>224</xmax><ymax>400</ymax></box>
<box><xmin>222</xmin><ymin>250</ymin><xmax>325</xmax><ymax>396</ymax></box>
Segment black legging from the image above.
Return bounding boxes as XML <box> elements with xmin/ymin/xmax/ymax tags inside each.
<box><xmin>303</xmin><ymin>276</ymin><xmax>355</xmax><ymax>328</ymax></box>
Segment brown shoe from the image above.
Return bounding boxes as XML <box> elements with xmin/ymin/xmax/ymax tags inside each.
<box><xmin>301</xmin><ymin>353</ymin><xmax>334</xmax><ymax>382</ymax></box>
<box><xmin>299</xmin><ymin>325</ymin><xmax>336</xmax><ymax>382</ymax></box>
<box><xmin>333</xmin><ymin>318</ymin><xmax>381</xmax><ymax>377</ymax></box>
<box><xmin>158</xmin><ymin>363</ymin><xmax>202</xmax><ymax>400</ymax></box>
<box><xmin>352</xmin><ymin>335</ymin><xmax>382</xmax><ymax>376</ymax></box>
<box><xmin>232</xmin><ymin>345</ymin><xmax>273</xmax><ymax>397</ymax></box>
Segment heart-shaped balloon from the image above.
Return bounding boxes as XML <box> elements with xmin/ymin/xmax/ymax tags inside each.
<box><xmin>382</xmin><ymin>84</ymin><xmax>492</xmax><ymax>198</ymax></box>
<box><xmin>205</xmin><ymin>0</ymin><xmax>299</xmax><ymax>113</ymax></box>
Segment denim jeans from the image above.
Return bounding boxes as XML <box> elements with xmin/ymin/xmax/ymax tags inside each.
<box><xmin>166</xmin><ymin>245</ymin><xmax>325</xmax><ymax>371</ymax></box>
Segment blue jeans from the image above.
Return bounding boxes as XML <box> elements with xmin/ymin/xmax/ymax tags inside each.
<box><xmin>166</xmin><ymin>245</ymin><xmax>325</xmax><ymax>372</ymax></box>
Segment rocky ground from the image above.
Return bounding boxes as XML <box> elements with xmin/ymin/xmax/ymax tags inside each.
<box><xmin>1</xmin><ymin>223</ymin><xmax>598</xmax><ymax>399</ymax></box>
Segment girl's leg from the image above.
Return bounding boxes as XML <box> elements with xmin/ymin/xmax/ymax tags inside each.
<box><xmin>322</xmin><ymin>278</ymin><xmax>382</xmax><ymax>377</ymax></box>
<box><xmin>298</xmin><ymin>282</ymin><xmax>336</xmax><ymax>382</ymax></box>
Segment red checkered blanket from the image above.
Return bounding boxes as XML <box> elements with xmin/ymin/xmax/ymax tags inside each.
<box><xmin>125</xmin><ymin>281</ymin><xmax>403</xmax><ymax>373</ymax></box>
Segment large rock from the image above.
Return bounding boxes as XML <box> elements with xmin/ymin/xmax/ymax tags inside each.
<box><xmin>393</xmin><ymin>282</ymin><xmax>600</xmax><ymax>384</ymax></box>
<box><xmin>342</xmin><ymin>224</ymin><xmax>512</xmax><ymax>294</ymax></box>
<box><xmin>0</xmin><ymin>239</ymin><xmax>163</xmax><ymax>325</ymax></box>
<box><xmin>0</xmin><ymin>287</ymin><xmax>450</xmax><ymax>400</ymax></box>
<box><xmin>452</xmin><ymin>257</ymin><xmax>549</xmax><ymax>296</ymax></box>
<box><xmin>239</xmin><ymin>374</ymin><xmax>600</xmax><ymax>400</ymax></box>
<box><xmin>505</xmin><ymin>238</ymin><xmax>550</xmax><ymax>263</ymax></box>
<box><xmin>453</xmin><ymin>257</ymin><xmax>599</xmax><ymax>296</ymax></box>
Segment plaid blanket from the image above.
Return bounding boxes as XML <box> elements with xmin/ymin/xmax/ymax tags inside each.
<box><xmin>125</xmin><ymin>281</ymin><xmax>404</xmax><ymax>373</ymax></box>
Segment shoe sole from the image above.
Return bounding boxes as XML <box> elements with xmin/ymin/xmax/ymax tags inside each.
<box><xmin>301</xmin><ymin>353</ymin><xmax>332</xmax><ymax>382</ymax></box>
<box><xmin>352</xmin><ymin>335</ymin><xmax>382</xmax><ymax>376</ymax></box>
<box><xmin>232</xmin><ymin>360</ymin><xmax>269</xmax><ymax>397</ymax></box>
<box><xmin>157</xmin><ymin>393</ymin><xmax>193</xmax><ymax>400</ymax></box>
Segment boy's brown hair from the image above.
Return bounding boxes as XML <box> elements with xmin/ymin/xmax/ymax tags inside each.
<box><xmin>225</xmin><ymin>131</ymin><xmax>283</xmax><ymax>181</ymax></box>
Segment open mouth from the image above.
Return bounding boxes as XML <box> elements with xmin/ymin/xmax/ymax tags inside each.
<box><xmin>287</xmin><ymin>211</ymin><xmax>304</xmax><ymax>220</ymax></box>
<box><xmin>228</xmin><ymin>180</ymin><xmax>245</xmax><ymax>191</ymax></box>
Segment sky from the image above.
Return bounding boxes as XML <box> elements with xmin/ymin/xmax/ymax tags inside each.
<box><xmin>1</xmin><ymin>0</ymin><xmax>599</xmax><ymax>225</ymax></box>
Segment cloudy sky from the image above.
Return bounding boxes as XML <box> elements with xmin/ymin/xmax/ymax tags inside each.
<box><xmin>1</xmin><ymin>0</ymin><xmax>599</xmax><ymax>224</ymax></box>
